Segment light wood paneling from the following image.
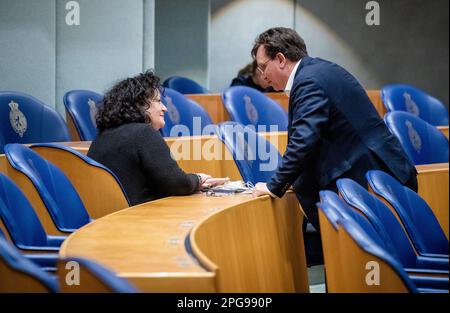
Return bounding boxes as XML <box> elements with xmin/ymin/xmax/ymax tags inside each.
<box><xmin>337</xmin><ymin>226</ymin><xmax>409</xmax><ymax>292</ymax></box>
<box><xmin>266</xmin><ymin>92</ymin><xmax>289</xmax><ymax>111</ymax></box>
<box><xmin>60</xmin><ymin>193</ymin><xmax>308</xmax><ymax>292</ymax></box>
<box><xmin>416</xmin><ymin>163</ymin><xmax>449</xmax><ymax>239</ymax></box>
<box><xmin>31</xmin><ymin>146</ymin><xmax>129</xmax><ymax>219</ymax></box>
<box><xmin>437</xmin><ymin>126</ymin><xmax>449</xmax><ymax>138</ymax></box>
<box><xmin>0</xmin><ymin>259</ymin><xmax>53</xmax><ymax>293</ymax></box>
<box><xmin>318</xmin><ymin>209</ymin><xmax>343</xmax><ymax>293</ymax></box>
<box><xmin>191</xmin><ymin>194</ymin><xmax>308</xmax><ymax>292</ymax></box>
<box><xmin>186</xmin><ymin>94</ymin><xmax>228</xmax><ymax>124</ymax></box>
<box><xmin>165</xmin><ymin>135</ymin><xmax>242</xmax><ymax>180</ymax></box>
<box><xmin>366</xmin><ymin>90</ymin><xmax>385</xmax><ymax>117</ymax></box>
<box><xmin>65</xmin><ymin>112</ymin><xmax>82</xmax><ymax>142</ymax></box>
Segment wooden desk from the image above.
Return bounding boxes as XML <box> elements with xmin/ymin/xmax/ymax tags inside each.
<box><xmin>60</xmin><ymin>192</ymin><xmax>309</xmax><ymax>292</ymax></box>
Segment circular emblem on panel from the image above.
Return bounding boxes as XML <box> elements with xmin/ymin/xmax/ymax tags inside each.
<box><xmin>405</xmin><ymin>120</ymin><xmax>422</xmax><ymax>152</ymax></box>
<box><xmin>164</xmin><ymin>95</ymin><xmax>180</xmax><ymax>124</ymax></box>
<box><xmin>244</xmin><ymin>95</ymin><xmax>258</xmax><ymax>124</ymax></box>
<box><xmin>87</xmin><ymin>98</ymin><xmax>98</xmax><ymax>126</ymax></box>
<box><xmin>403</xmin><ymin>92</ymin><xmax>420</xmax><ymax>116</ymax></box>
<box><xmin>9</xmin><ymin>100</ymin><xmax>27</xmax><ymax>137</ymax></box>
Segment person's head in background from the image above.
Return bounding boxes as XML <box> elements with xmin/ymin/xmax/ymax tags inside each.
<box><xmin>231</xmin><ymin>60</ymin><xmax>273</xmax><ymax>91</ymax></box>
<box><xmin>96</xmin><ymin>70</ymin><xmax>167</xmax><ymax>132</ymax></box>
<box><xmin>251</xmin><ymin>27</ymin><xmax>308</xmax><ymax>91</ymax></box>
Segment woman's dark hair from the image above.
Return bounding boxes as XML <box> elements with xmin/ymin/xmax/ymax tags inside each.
<box><xmin>96</xmin><ymin>70</ymin><xmax>161</xmax><ymax>131</ymax></box>
<box><xmin>251</xmin><ymin>27</ymin><xmax>308</xmax><ymax>62</ymax></box>
<box><xmin>237</xmin><ymin>60</ymin><xmax>260</xmax><ymax>77</ymax></box>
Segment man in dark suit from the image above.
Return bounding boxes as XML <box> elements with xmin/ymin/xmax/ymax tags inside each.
<box><xmin>251</xmin><ymin>27</ymin><xmax>417</xmax><ymax>238</ymax></box>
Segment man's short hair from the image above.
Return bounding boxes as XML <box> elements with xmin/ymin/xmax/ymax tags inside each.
<box><xmin>251</xmin><ymin>27</ymin><xmax>308</xmax><ymax>62</ymax></box>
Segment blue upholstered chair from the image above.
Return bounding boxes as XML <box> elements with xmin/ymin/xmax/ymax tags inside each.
<box><xmin>4</xmin><ymin>144</ymin><xmax>91</xmax><ymax>233</ymax></box>
<box><xmin>0</xmin><ymin>173</ymin><xmax>66</xmax><ymax>252</ymax></box>
<box><xmin>0</xmin><ymin>91</ymin><xmax>71</xmax><ymax>154</ymax></box>
<box><xmin>222</xmin><ymin>86</ymin><xmax>288</xmax><ymax>131</ymax></box>
<box><xmin>163</xmin><ymin>76</ymin><xmax>208</xmax><ymax>94</ymax></box>
<box><xmin>160</xmin><ymin>88</ymin><xmax>214</xmax><ymax>137</ymax></box>
<box><xmin>318</xmin><ymin>191</ymin><xmax>448</xmax><ymax>292</ymax></box>
<box><xmin>336</xmin><ymin>178</ymin><xmax>448</xmax><ymax>271</ymax></box>
<box><xmin>58</xmin><ymin>258</ymin><xmax>138</xmax><ymax>293</ymax></box>
<box><xmin>0</xmin><ymin>235</ymin><xmax>58</xmax><ymax>292</ymax></box>
<box><xmin>382</xmin><ymin>84</ymin><xmax>449</xmax><ymax>126</ymax></box>
<box><xmin>63</xmin><ymin>90</ymin><xmax>103</xmax><ymax>141</ymax></box>
<box><xmin>30</xmin><ymin>143</ymin><xmax>130</xmax><ymax>218</ymax></box>
<box><xmin>216</xmin><ymin>122</ymin><xmax>281</xmax><ymax>184</ymax></box>
<box><xmin>366</xmin><ymin>170</ymin><xmax>449</xmax><ymax>257</ymax></box>
<box><xmin>384</xmin><ymin>111</ymin><xmax>448</xmax><ymax>165</ymax></box>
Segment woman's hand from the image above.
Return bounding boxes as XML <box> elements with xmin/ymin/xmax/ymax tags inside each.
<box><xmin>196</xmin><ymin>173</ymin><xmax>212</xmax><ymax>189</ymax></box>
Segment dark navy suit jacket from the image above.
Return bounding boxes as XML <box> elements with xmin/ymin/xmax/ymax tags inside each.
<box><xmin>267</xmin><ymin>56</ymin><xmax>416</xmax><ymax>222</ymax></box>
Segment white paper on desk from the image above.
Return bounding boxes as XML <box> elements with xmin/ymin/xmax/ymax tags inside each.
<box><xmin>209</xmin><ymin>180</ymin><xmax>251</xmax><ymax>193</ymax></box>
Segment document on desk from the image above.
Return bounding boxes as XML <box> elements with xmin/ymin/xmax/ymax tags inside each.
<box><xmin>203</xmin><ymin>180</ymin><xmax>253</xmax><ymax>196</ymax></box>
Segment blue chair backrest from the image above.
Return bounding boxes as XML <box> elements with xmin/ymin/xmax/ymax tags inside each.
<box><xmin>160</xmin><ymin>88</ymin><xmax>214</xmax><ymax>137</ymax></box>
<box><xmin>216</xmin><ymin>122</ymin><xmax>282</xmax><ymax>184</ymax></box>
<box><xmin>64</xmin><ymin>257</ymin><xmax>138</xmax><ymax>293</ymax></box>
<box><xmin>382</xmin><ymin>84</ymin><xmax>449</xmax><ymax>126</ymax></box>
<box><xmin>222</xmin><ymin>86</ymin><xmax>288</xmax><ymax>131</ymax></box>
<box><xmin>63</xmin><ymin>90</ymin><xmax>103</xmax><ymax>141</ymax></box>
<box><xmin>163</xmin><ymin>76</ymin><xmax>208</xmax><ymax>94</ymax></box>
<box><xmin>0</xmin><ymin>91</ymin><xmax>71</xmax><ymax>153</ymax></box>
<box><xmin>318</xmin><ymin>190</ymin><xmax>417</xmax><ymax>292</ymax></box>
<box><xmin>0</xmin><ymin>173</ymin><xmax>49</xmax><ymax>249</ymax></box>
<box><xmin>0</xmin><ymin>236</ymin><xmax>58</xmax><ymax>292</ymax></box>
<box><xmin>4</xmin><ymin>144</ymin><xmax>90</xmax><ymax>232</ymax></box>
<box><xmin>384</xmin><ymin>111</ymin><xmax>449</xmax><ymax>165</ymax></box>
<box><xmin>30</xmin><ymin>143</ymin><xmax>130</xmax><ymax>206</ymax></box>
<box><xmin>336</xmin><ymin>178</ymin><xmax>420</xmax><ymax>268</ymax></box>
<box><xmin>366</xmin><ymin>170</ymin><xmax>449</xmax><ymax>255</ymax></box>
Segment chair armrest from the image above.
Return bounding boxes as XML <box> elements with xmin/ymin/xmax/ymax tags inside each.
<box><xmin>420</xmin><ymin>253</ymin><xmax>449</xmax><ymax>259</ymax></box>
<box><xmin>24</xmin><ymin>253</ymin><xmax>59</xmax><ymax>272</ymax></box>
<box><xmin>18</xmin><ymin>244</ymin><xmax>60</xmax><ymax>252</ymax></box>
<box><xmin>417</xmin><ymin>255</ymin><xmax>449</xmax><ymax>270</ymax></box>
<box><xmin>409</xmin><ymin>275</ymin><xmax>449</xmax><ymax>290</ymax></box>
<box><xmin>46</xmin><ymin>235</ymin><xmax>67</xmax><ymax>247</ymax></box>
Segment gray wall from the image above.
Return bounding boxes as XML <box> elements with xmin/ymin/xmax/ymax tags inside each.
<box><xmin>296</xmin><ymin>0</ymin><xmax>449</xmax><ymax>106</ymax></box>
<box><xmin>1</xmin><ymin>0</ymin><xmax>448</xmax><ymax>111</ymax></box>
<box><xmin>0</xmin><ymin>0</ymin><xmax>56</xmax><ymax>107</ymax></box>
<box><xmin>155</xmin><ymin>0</ymin><xmax>209</xmax><ymax>87</ymax></box>
<box><xmin>1</xmin><ymin>0</ymin><xmax>155</xmax><ymax>116</ymax></box>
<box><xmin>209</xmin><ymin>0</ymin><xmax>449</xmax><ymax>107</ymax></box>
<box><xmin>209</xmin><ymin>0</ymin><xmax>295</xmax><ymax>92</ymax></box>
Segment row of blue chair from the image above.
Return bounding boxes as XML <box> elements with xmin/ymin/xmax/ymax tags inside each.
<box><xmin>317</xmin><ymin>170</ymin><xmax>448</xmax><ymax>292</ymax></box>
<box><xmin>0</xmin><ymin>229</ymin><xmax>136</xmax><ymax>292</ymax></box>
<box><xmin>163</xmin><ymin>76</ymin><xmax>449</xmax><ymax>126</ymax></box>
<box><xmin>1</xmin><ymin>86</ymin><xmax>288</xmax><ymax>153</ymax></box>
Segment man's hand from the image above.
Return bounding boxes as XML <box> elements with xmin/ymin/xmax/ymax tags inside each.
<box><xmin>252</xmin><ymin>182</ymin><xmax>272</xmax><ymax>198</ymax></box>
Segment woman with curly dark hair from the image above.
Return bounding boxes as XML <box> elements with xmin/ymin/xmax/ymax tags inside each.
<box><xmin>88</xmin><ymin>70</ymin><xmax>211</xmax><ymax>205</ymax></box>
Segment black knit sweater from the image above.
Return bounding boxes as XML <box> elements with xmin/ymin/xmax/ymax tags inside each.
<box><xmin>87</xmin><ymin>123</ymin><xmax>199</xmax><ymax>205</ymax></box>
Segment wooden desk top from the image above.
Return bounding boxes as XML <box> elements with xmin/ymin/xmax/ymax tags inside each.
<box><xmin>59</xmin><ymin>192</ymin><xmax>308</xmax><ymax>292</ymax></box>
<box><xmin>60</xmin><ymin>193</ymin><xmax>249</xmax><ymax>274</ymax></box>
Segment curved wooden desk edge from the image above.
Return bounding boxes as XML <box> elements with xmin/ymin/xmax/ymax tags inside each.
<box><xmin>60</xmin><ymin>193</ymin><xmax>308</xmax><ymax>293</ymax></box>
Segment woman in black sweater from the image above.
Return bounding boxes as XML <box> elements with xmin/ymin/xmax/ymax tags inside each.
<box><xmin>88</xmin><ymin>71</ymin><xmax>210</xmax><ymax>205</ymax></box>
